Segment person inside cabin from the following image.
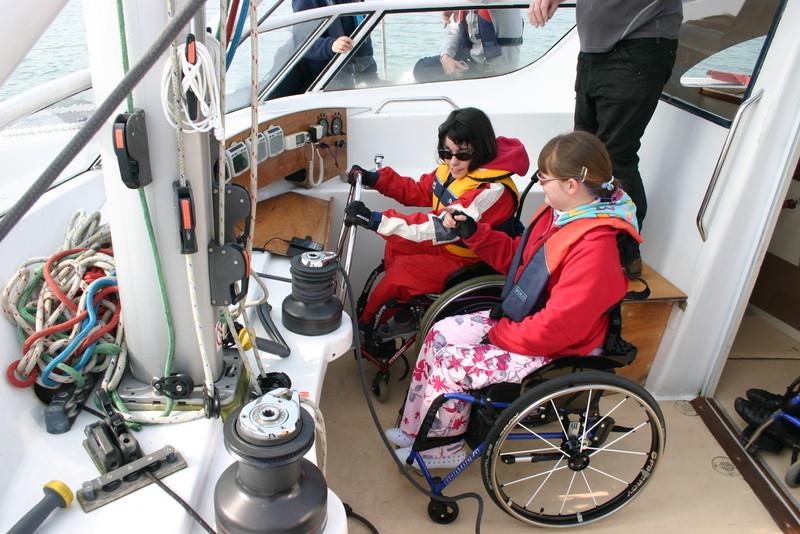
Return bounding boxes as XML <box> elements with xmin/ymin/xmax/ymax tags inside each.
<box><xmin>343</xmin><ymin>107</ymin><xmax>529</xmax><ymax>342</ymax></box>
<box><xmin>269</xmin><ymin>0</ymin><xmax>377</xmax><ymax>99</ymax></box>
<box><xmin>383</xmin><ymin>131</ymin><xmax>641</xmax><ymax>468</ymax></box>
<box><xmin>527</xmin><ymin>0</ymin><xmax>682</xmax><ymax>275</ymax></box>
<box><xmin>413</xmin><ymin>9</ymin><xmax>524</xmax><ymax>83</ymax></box>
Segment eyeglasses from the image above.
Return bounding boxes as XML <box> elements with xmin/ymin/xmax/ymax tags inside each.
<box><xmin>534</xmin><ymin>170</ymin><xmax>576</xmax><ymax>184</ymax></box>
<box><xmin>438</xmin><ymin>148</ymin><xmax>474</xmax><ymax>161</ymax></box>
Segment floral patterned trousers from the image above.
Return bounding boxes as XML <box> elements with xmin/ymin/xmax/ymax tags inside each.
<box><xmin>400</xmin><ymin>310</ymin><xmax>553</xmax><ymax>442</ymax></box>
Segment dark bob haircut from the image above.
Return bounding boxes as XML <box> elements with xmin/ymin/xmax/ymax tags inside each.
<box><xmin>437</xmin><ymin>107</ymin><xmax>497</xmax><ymax>171</ymax></box>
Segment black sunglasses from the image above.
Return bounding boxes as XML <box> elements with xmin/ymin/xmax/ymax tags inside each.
<box><xmin>438</xmin><ymin>148</ymin><xmax>474</xmax><ymax>161</ymax></box>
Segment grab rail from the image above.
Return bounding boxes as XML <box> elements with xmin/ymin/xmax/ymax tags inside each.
<box><xmin>336</xmin><ymin>175</ymin><xmax>362</xmax><ymax>302</ymax></box>
<box><xmin>373</xmin><ymin>96</ymin><xmax>458</xmax><ymax>115</ymax></box>
<box><xmin>696</xmin><ymin>88</ymin><xmax>764</xmax><ymax>241</ymax></box>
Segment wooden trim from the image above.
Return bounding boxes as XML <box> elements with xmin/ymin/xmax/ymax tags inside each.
<box><xmin>691</xmin><ymin>397</ymin><xmax>800</xmax><ymax>532</ymax></box>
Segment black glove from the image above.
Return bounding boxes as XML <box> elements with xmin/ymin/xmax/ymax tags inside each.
<box><xmin>344</xmin><ymin>200</ymin><xmax>381</xmax><ymax>231</ymax></box>
<box><xmin>347</xmin><ymin>165</ymin><xmax>379</xmax><ymax>188</ymax></box>
<box><xmin>451</xmin><ymin>209</ymin><xmax>478</xmax><ymax>240</ymax></box>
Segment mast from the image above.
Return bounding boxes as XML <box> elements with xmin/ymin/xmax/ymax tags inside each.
<box><xmin>83</xmin><ymin>0</ymin><xmax>222</xmax><ymax>385</ymax></box>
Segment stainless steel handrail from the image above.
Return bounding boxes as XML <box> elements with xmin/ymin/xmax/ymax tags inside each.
<box><xmin>696</xmin><ymin>88</ymin><xmax>764</xmax><ymax>242</ymax></box>
<box><xmin>336</xmin><ymin>175</ymin><xmax>362</xmax><ymax>302</ymax></box>
<box><xmin>373</xmin><ymin>96</ymin><xmax>458</xmax><ymax>115</ymax></box>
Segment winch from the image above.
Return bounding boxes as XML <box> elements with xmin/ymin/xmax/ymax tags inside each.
<box><xmin>214</xmin><ymin>390</ymin><xmax>328</xmax><ymax>534</ymax></box>
<box><xmin>281</xmin><ymin>251</ymin><xmax>342</xmax><ymax>335</ymax></box>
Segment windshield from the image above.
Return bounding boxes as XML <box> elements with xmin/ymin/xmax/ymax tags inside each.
<box><xmin>226</xmin><ymin>19</ymin><xmax>325</xmax><ymax>110</ymax></box>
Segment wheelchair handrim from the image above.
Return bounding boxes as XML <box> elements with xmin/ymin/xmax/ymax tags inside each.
<box><xmin>484</xmin><ymin>380</ymin><xmax>666</xmax><ymax>528</ymax></box>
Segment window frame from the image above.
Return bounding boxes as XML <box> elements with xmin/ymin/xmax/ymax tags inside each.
<box><xmin>660</xmin><ymin>0</ymin><xmax>788</xmax><ymax>128</ymax></box>
<box><xmin>247</xmin><ymin>0</ymin><xmax>578</xmax><ymax>104</ymax></box>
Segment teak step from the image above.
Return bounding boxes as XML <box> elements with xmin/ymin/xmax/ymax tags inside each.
<box><xmin>618</xmin><ymin>263</ymin><xmax>687</xmax><ymax>385</ymax></box>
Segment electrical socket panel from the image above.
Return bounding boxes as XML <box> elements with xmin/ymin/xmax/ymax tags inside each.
<box><xmin>284</xmin><ymin>131</ymin><xmax>309</xmax><ymax>151</ymax></box>
<box><xmin>307</xmin><ymin>124</ymin><xmax>324</xmax><ymax>143</ymax></box>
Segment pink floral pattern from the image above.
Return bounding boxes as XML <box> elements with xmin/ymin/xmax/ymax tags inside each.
<box><xmin>400</xmin><ymin>311</ymin><xmax>553</xmax><ymax>440</ymax></box>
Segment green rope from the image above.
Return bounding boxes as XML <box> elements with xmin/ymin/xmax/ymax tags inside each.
<box><xmin>115</xmin><ymin>0</ymin><xmax>176</xmax><ymax>417</ymax></box>
<box><xmin>40</xmin><ymin>354</ymin><xmax>86</xmax><ymax>388</ymax></box>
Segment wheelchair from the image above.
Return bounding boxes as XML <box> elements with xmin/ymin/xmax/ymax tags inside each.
<box><xmin>356</xmin><ymin>261</ymin><xmax>498</xmax><ymax>401</ymax></box>
<box><xmin>396</xmin><ymin>275</ymin><xmax>667</xmax><ymax>527</ymax></box>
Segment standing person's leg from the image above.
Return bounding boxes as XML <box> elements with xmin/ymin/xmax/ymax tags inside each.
<box><xmin>399</xmin><ymin>311</ymin><xmax>552</xmax><ymax>445</ymax></box>
<box><xmin>574</xmin><ymin>38</ymin><xmax>677</xmax><ymax>228</ymax></box>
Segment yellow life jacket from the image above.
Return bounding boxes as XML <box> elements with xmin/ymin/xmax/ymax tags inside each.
<box><xmin>431</xmin><ymin>164</ymin><xmax>520</xmax><ymax>258</ymax></box>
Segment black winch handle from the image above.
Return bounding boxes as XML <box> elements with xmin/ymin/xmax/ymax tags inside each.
<box><xmin>8</xmin><ymin>481</ymin><xmax>72</xmax><ymax>534</ymax></box>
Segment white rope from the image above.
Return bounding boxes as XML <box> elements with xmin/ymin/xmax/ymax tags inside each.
<box><xmin>306</xmin><ymin>143</ymin><xmax>324</xmax><ymax>188</ymax></box>
<box><xmin>160</xmin><ymin>40</ymin><xmax>224</xmax><ymax>140</ymax></box>
<box><xmin>165</xmin><ymin>0</ymin><xmax>216</xmax><ymax>408</ymax></box>
<box><xmin>2</xmin><ymin>211</ymin><xmax>119</xmax><ymax>384</ymax></box>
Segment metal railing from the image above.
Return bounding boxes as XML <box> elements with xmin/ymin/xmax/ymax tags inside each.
<box><xmin>696</xmin><ymin>88</ymin><xmax>764</xmax><ymax>242</ymax></box>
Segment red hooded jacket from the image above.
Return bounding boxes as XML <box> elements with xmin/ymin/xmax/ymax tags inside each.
<box><xmin>464</xmin><ymin>207</ymin><xmax>634</xmax><ymax>356</ymax></box>
<box><xmin>371</xmin><ymin>136</ymin><xmax>530</xmax><ymax>248</ymax></box>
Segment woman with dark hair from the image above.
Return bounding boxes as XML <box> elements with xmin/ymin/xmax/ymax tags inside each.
<box><xmin>383</xmin><ymin>131</ymin><xmax>641</xmax><ymax>469</ymax></box>
<box><xmin>344</xmin><ymin>107</ymin><xmax>529</xmax><ymax>335</ymax></box>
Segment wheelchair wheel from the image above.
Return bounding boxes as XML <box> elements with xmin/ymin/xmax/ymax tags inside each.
<box><xmin>427</xmin><ymin>498</ymin><xmax>459</xmax><ymax>524</ymax></box>
<box><xmin>415</xmin><ymin>274</ymin><xmax>504</xmax><ymax>353</ymax></box>
<box><xmin>371</xmin><ymin>371</ymin><xmax>390</xmax><ymax>402</ymax></box>
<box><xmin>481</xmin><ymin>371</ymin><xmax>665</xmax><ymax>527</ymax></box>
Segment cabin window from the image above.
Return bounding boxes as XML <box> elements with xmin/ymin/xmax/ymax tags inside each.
<box><xmin>323</xmin><ymin>7</ymin><xmax>576</xmax><ymax>91</ymax></box>
<box><xmin>226</xmin><ymin>18</ymin><xmax>325</xmax><ymax>109</ymax></box>
<box><xmin>662</xmin><ymin>0</ymin><xmax>784</xmax><ymax>124</ymax></box>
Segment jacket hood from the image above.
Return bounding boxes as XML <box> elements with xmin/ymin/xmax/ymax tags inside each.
<box><xmin>480</xmin><ymin>136</ymin><xmax>530</xmax><ymax>177</ymax></box>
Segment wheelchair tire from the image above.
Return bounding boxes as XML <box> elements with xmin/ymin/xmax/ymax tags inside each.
<box><xmin>427</xmin><ymin>499</ymin><xmax>459</xmax><ymax>524</ymax></box>
<box><xmin>481</xmin><ymin>370</ymin><xmax>666</xmax><ymax>527</ymax></box>
<box><xmin>415</xmin><ymin>274</ymin><xmax>504</xmax><ymax>354</ymax></box>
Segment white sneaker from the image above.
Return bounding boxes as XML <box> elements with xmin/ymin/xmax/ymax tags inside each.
<box><xmin>385</xmin><ymin>427</ymin><xmax>415</xmax><ymax>448</ymax></box>
<box><xmin>394</xmin><ymin>445</ymin><xmax>467</xmax><ymax>472</ymax></box>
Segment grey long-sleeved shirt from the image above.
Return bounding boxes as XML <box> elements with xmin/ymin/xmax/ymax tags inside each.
<box><xmin>576</xmin><ymin>0</ymin><xmax>682</xmax><ymax>53</ymax></box>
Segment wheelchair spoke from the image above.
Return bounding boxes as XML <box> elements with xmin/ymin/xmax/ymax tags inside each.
<box><xmin>551</xmin><ymin>398</ymin><xmax>569</xmax><ymax>438</ymax></box>
<box><xmin>580</xmin><ymin>470</ymin><xmax>599</xmax><ymax>506</ymax></box>
<box><xmin>586</xmin><ymin>464</ymin><xmax>629</xmax><ymax>485</ymax></box>
<box><xmin>580</xmin><ymin>394</ymin><xmax>628</xmax><ymax>442</ymax></box>
<box><xmin>588</xmin><ymin>420</ymin><xmax>648</xmax><ymax>457</ymax></box>
<box><xmin>579</xmin><ymin>388</ymin><xmax>594</xmax><ymax>453</ymax></box>
<box><xmin>517</xmin><ymin>421</ymin><xmax>570</xmax><ymax>459</ymax></box>
<box><xmin>524</xmin><ymin>457</ymin><xmax>566</xmax><ymax>508</ymax></box>
<box><xmin>584</xmin><ymin>446</ymin><xmax>648</xmax><ymax>456</ymax></box>
<box><xmin>501</xmin><ymin>461</ymin><xmax>568</xmax><ymax>488</ymax></box>
<box><xmin>559</xmin><ymin>471</ymin><xmax>579</xmax><ymax>514</ymax></box>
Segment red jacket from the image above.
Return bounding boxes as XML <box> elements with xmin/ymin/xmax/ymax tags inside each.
<box><xmin>371</xmin><ymin>137</ymin><xmax>529</xmax><ymax>249</ymax></box>
<box><xmin>464</xmin><ymin>207</ymin><xmax>631</xmax><ymax>356</ymax></box>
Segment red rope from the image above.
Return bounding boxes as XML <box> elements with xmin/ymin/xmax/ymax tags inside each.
<box><xmin>43</xmin><ymin>247</ymin><xmax>113</xmax><ymax>314</ymax></box>
<box><xmin>21</xmin><ymin>286</ymin><xmax>118</xmax><ymax>354</ymax></box>
<box><xmin>226</xmin><ymin>0</ymin><xmax>241</xmax><ymax>44</ymax></box>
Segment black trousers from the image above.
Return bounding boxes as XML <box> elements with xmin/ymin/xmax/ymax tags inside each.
<box><xmin>574</xmin><ymin>38</ymin><xmax>678</xmax><ymax>228</ymax></box>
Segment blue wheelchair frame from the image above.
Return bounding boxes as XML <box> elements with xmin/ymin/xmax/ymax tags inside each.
<box><xmin>406</xmin><ymin>390</ymin><xmax>603</xmax><ymax>496</ymax></box>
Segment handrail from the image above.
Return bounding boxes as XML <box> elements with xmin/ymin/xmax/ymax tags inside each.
<box><xmin>696</xmin><ymin>88</ymin><xmax>764</xmax><ymax>242</ymax></box>
<box><xmin>373</xmin><ymin>96</ymin><xmax>458</xmax><ymax>115</ymax></box>
<box><xmin>336</xmin><ymin>175</ymin><xmax>362</xmax><ymax>302</ymax></box>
